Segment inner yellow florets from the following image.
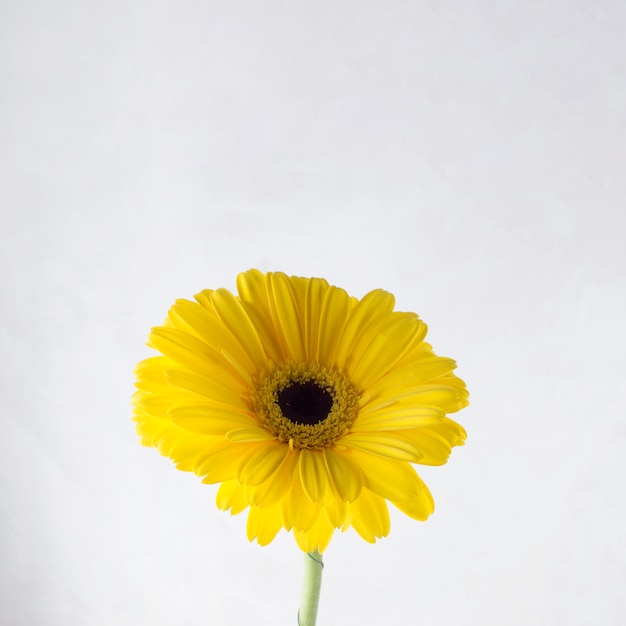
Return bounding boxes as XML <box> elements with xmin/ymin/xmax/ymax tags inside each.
<box><xmin>253</xmin><ymin>362</ymin><xmax>360</xmax><ymax>449</ymax></box>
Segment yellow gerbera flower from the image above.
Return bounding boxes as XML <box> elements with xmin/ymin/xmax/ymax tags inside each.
<box><xmin>133</xmin><ymin>269</ymin><xmax>468</xmax><ymax>553</ymax></box>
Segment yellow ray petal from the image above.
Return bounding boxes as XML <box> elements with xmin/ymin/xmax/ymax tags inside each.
<box><xmin>349</xmin><ymin>313</ymin><xmax>426</xmax><ymax>388</ymax></box>
<box><xmin>355</xmin><ymin>406</ymin><xmax>444</xmax><ymax>431</ymax></box>
<box><xmin>298</xmin><ymin>449</ymin><xmax>333</xmax><ymax>505</ymax></box>
<box><xmin>303</xmin><ymin>276</ymin><xmax>328</xmax><ymax>361</ymax></box>
<box><xmin>148</xmin><ymin>326</ymin><xmax>236</xmax><ymax>379</ymax></box>
<box><xmin>403</xmin><ymin>384</ymin><xmax>469</xmax><ymax>413</ymax></box>
<box><xmin>364</xmin><ymin>356</ymin><xmax>459</xmax><ymax>400</ymax></box>
<box><xmin>133</xmin><ymin>376</ymin><xmax>175</xmax><ymax>395</ymax></box>
<box><xmin>209</xmin><ymin>288</ymin><xmax>270</xmax><ymax>372</ymax></box>
<box><xmin>164</xmin><ymin>366</ymin><xmax>248</xmax><ymax>404</ymax></box>
<box><xmin>133</xmin><ymin>413</ymin><xmax>171</xmax><ymax>446</ymax></box>
<box><xmin>169</xmin><ymin>403</ymin><xmax>256</xmax><ymax>435</ymax></box>
<box><xmin>168</xmin><ymin>436</ymin><xmax>215</xmax><ymax>471</ymax></box>
<box><xmin>349</xmin><ymin>489</ymin><xmax>390</xmax><ymax>543</ymax></box>
<box><xmin>134</xmin><ymin>356</ymin><xmax>175</xmax><ymax>385</ymax></box>
<box><xmin>234</xmin><ymin>270</ymin><xmax>285</xmax><ymax>362</ymax></box>
<box><xmin>140</xmin><ymin>421</ymin><xmax>203</xmax><ymax>459</ymax></box>
<box><xmin>134</xmin><ymin>395</ymin><xmax>177</xmax><ymax>420</ymax></box>
<box><xmin>225</xmin><ymin>427</ymin><xmax>276</xmax><ymax>442</ymax></box>
<box><xmin>247</xmin><ymin>504</ymin><xmax>283</xmax><ymax>546</ymax></box>
<box><xmin>268</xmin><ymin>272</ymin><xmax>306</xmax><ymax>361</ymax></box>
<box><xmin>196</xmin><ymin>441</ymin><xmax>256</xmax><ymax>483</ymax></box>
<box><xmin>237</xmin><ymin>442</ymin><xmax>290</xmax><ymax>487</ymax></box>
<box><xmin>294</xmin><ymin>513</ymin><xmax>335</xmax><ymax>553</ymax></box>
<box><xmin>280</xmin><ymin>478</ymin><xmax>318</xmax><ymax>532</ymax></box>
<box><xmin>316</xmin><ymin>286</ymin><xmax>351</xmax><ymax>364</ymax></box>
<box><xmin>168</xmin><ymin>299</ymin><xmax>260</xmax><ymax>377</ymax></box>
<box><xmin>436</xmin><ymin>375</ymin><xmax>470</xmax><ymax>411</ymax></box>
<box><xmin>364</xmin><ymin>383</ymin><xmax>467</xmax><ymax>415</ymax></box>
<box><xmin>244</xmin><ymin>452</ymin><xmax>295</xmax><ymax>507</ymax></box>
<box><xmin>391</xmin><ymin>486</ymin><xmax>435</xmax><ymax>521</ymax></box>
<box><xmin>344</xmin><ymin>447</ymin><xmax>424</xmax><ymax>503</ymax></box>
<box><xmin>216</xmin><ymin>480</ymin><xmax>248</xmax><ymax>515</ymax></box>
<box><xmin>333</xmin><ymin>288</ymin><xmax>396</xmax><ymax>369</ymax></box>
<box><xmin>340</xmin><ymin>431</ymin><xmax>422</xmax><ymax>462</ymax></box>
<box><xmin>323</xmin><ymin>497</ymin><xmax>352</xmax><ymax>530</ymax></box>
<box><xmin>402</xmin><ymin>420</ymin><xmax>466</xmax><ymax>465</ymax></box>
<box><xmin>431</xmin><ymin>416</ymin><xmax>468</xmax><ymax>445</ymax></box>
<box><xmin>134</xmin><ymin>354</ymin><xmax>173</xmax><ymax>371</ymax></box>
<box><xmin>322</xmin><ymin>447</ymin><xmax>363</xmax><ymax>503</ymax></box>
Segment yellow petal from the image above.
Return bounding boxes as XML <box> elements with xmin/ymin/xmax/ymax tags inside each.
<box><xmin>344</xmin><ymin>448</ymin><xmax>424</xmax><ymax>502</ymax></box>
<box><xmin>196</xmin><ymin>441</ymin><xmax>255</xmax><ymax>483</ymax></box>
<box><xmin>216</xmin><ymin>480</ymin><xmax>248</xmax><ymax>515</ymax></box>
<box><xmin>133</xmin><ymin>413</ymin><xmax>171</xmax><ymax>447</ymax></box>
<box><xmin>364</xmin><ymin>356</ymin><xmax>459</xmax><ymax>401</ymax></box>
<box><xmin>268</xmin><ymin>272</ymin><xmax>306</xmax><ymax>361</ymax></box>
<box><xmin>333</xmin><ymin>289</ymin><xmax>395</xmax><ymax>369</ymax></box>
<box><xmin>244</xmin><ymin>453</ymin><xmax>294</xmax><ymax>507</ymax></box>
<box><xmin>349</xmin><ymin>313</ymin><xmax>426</xmax><ymax>388</ymax></box>
<box><xmin>209</xmin><ymin>288</ymin><xmax>270</xmax><ymax>372</ymax></box>
<box><xmin>134</xmin><ymin>376</ymin><xmax>174</xmax><ymax>396</ymax></box>
<box><xmin>355</xmin><ymin>406</ymin><xmax>444</xmax><ymax>431</ymax></box>
<box><xmin>349</xmin><ymin>489</ymin><xmax>390</xmax><ymax>543</ymax></box>
<box><xmin>234</xmin><ymin>268</ymin><xmax>267</xmax><ymax>305</ymax></box>
<box><xmin>299</xmin><ymin>449</ymin><xmax>333</xmax><ymax>505</ymax></box>
<box><xmin>237</xmin><ymin>442</ymin><xmax>290</xmax><ymax>487</ymax></box>
<box><xmin>168</xmin><ymin>299</ymin><xmax>259</xmax><ymax>377</ymax></box>
<box><xmin>323</xmin><ymin>497</ymin><xmax>352</xmax><ymax>530</ymax></box>
<box><xmin>303</xmin><ymin>277</ymin><xmax>329</xmax><ymax>361</ymax></box>
<box><xmin>431</xmin><ymin>416</ymin><xmax>467</xmax><ymax>445</ymax></box>
<box><xmin>134</xmin><ymin>356</ymin><xmax>175</xmax><ymax>385</ymax></box>
<box><xmin>225</xmin><ymin>427</ymin><xmax>276</xmax><ymax>443</ymax></box>
<box><xmin>148</xmin><ymin>327</ymin><xmax>229</xmax><ymax>377</ymax></box>
<box><xmin>280</xmin><ymin>478</ymin><xmax>318</xmax><ymax>532</ymax></box>
<box><xmin>402</xmin><ymin>421</ymin><xmax>466</xmax><ymax>466</ymax></box>
<box><xmin>134</xmin><ymin>354</ymin><xmax>172</xmax><ymax>371</ymax></box>
<box><xmin>322</xmin><ymin>448</ymin><xmax>363</xmax><ymax>502</ymax></box>
<box><xmin>403</xmin><ymin>384</ymin><xmax>469</xmax><ymax>413</ymax></box>
<box><xmin>169</xmin><ymin>437</ymin><xmax>213</xmax><ymax>471</ymax></box>
<box><xmin>436</xmin><ymin>375</ymin><xmax>470</xmax><ymax>411</ymax></box>
<box><xmin>316</xmin><ymin>286</ymin><xmax>351</xmax><ymax>364</ymax></box>
<box><xmin>164</xmin><ymin>365</ymin><xmax>248</xmax><ymax>403</ymax></box>
<box><xmin>135</xmin><ymin>396</ymin><xmax>177</xmax><ymax>420</ymax></box>
<box><xmin>139</xmin><ymin>420</ymin><xmax>210</xmax><ymax>461</ymax></box>
<box><xmin>391</xmin><ymin>486</ymin><xmax>434</xmax><ymax>521</ymax></box>
<box><xmin>363</xmin><ymin>384</ymin><xmax>466</xmax><ymax>416</ymax></box>
<box><xmin>294</xmin><ymin>513</ymin><xmax>335</xmax><ymax>553</ymax></box>
<box><xmin>169</xmin><ymin>403</ymin><xmax>256</xmax><ymax>435</ymax></box>
<box><xmin>340</xmin><ymin>431</ymin><xmax>422</xmax><ymax>462</ymax></box>
<box><xmin>234</xmin><ymin>270</ymin><xmax>286</xmax><ymax>363</ymax></box>
<box><xmin>246</xmin><ymin>504</ymin><xmax>283</xmax><ymax>546</ymax></box>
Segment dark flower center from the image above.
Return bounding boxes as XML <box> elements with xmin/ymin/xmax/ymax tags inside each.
<box><xmin>254</xmin><ymin>363</ymin><xmax>360</xmax><ymax>448</ymax></box>
<box><xmin>277</xmin><ymin>381</ymin><xmax>334</xmax><ymax>426</ymax></box>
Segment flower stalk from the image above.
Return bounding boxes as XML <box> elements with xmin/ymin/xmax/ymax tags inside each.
<box><xmin>298</xmin><ymin>550</ymin><xmax>323</xmax><ymax>626</ymax></box>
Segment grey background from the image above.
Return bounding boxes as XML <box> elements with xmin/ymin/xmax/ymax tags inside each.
<box><xmin>1</xmin><ymin>1</ymin><xmax>625</xmax><ymax>624</ymax></box>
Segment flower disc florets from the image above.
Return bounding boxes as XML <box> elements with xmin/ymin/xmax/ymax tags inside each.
<box><xmin>253</xmin><ymin>362</ymin><xmax>360</xmax><ymax>449</ymax></box>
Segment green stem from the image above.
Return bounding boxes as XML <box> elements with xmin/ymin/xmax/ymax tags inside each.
<box><xmin>298</xmin><ymin>550</ymin><xmax>324</xmax><ymax>626</ymax></box>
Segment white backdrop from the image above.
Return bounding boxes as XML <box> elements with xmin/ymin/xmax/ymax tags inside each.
<box><xmin>1</xmin><ymin>1</ymin><xmax>625</xmax><ymax>625</ymax></box>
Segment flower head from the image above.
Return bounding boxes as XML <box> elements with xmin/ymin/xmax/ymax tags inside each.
<box><xmin>133</xmin><ymin>270</ymin><xmax>468</xmax><ymax>552</ymax></box>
